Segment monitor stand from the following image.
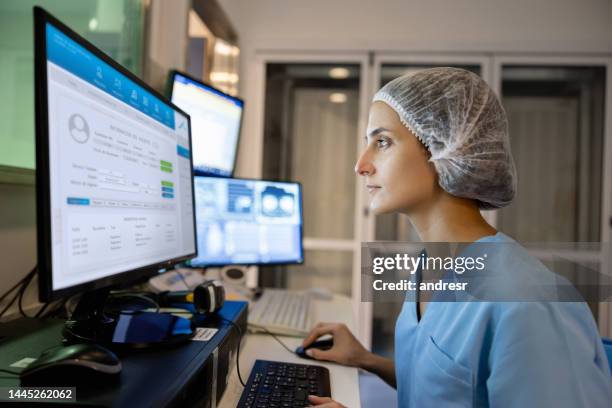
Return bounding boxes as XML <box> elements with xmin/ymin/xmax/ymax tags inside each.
<box><xmin>63</xmin><ymin>288</ymin><xmax>195</xmax><ymax>348</ymax></box>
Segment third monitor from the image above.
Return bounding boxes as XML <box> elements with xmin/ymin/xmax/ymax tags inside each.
<box><xmin>190</xmin><ymin>176</ymin><xmax>303</xmax><ymax>267</ymax></box>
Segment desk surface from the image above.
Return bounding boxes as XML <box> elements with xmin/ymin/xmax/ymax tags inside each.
<box><xmin>219</xmin><ymin>294</ymin><xmax>361</xmax><ymax>408</ymax></box>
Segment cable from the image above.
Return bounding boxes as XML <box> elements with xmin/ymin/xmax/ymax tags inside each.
<box><xmin>173</xmin><ymin>269</ymin><xmax>191</xmax><ymax>290</ymax></box>
<box><xmin>0</xmin><ymin>266</ymin><xmax>37</xmax><ymax>318</ymax></box>
<box><xmin>0</xmin><ymin>266</ymin><xmax>36</xmax><ymax>305</ymax></box>
<box><xmin>0</xmin><ymin>368</ymin><xmax>20</xmax><ymax>376</ymax></box>
<box><xmin>213</xmin><ymin>316</ymin><xmax>247</xmax><ymax>387</ymax></box>
<box><xmin>18</xmin><ymin>271</ymin><xmax>37</xmax><ymax>318</ymax></box>
<box><xmin>34</xmin><ymin>302</ymin><xmax>50</xmax><ymax>318</ymax></box>
<box><xmin>0</xmin><ymin>287</ymin><xmax>22</xmax><ymax>319</ymax></box>
<box><xmin>250</xmin><ymin>325</ymin><xmax>296</xmax><ymax>354</ymax></box>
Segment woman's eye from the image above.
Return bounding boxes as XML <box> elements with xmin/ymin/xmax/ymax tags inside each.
<box><xmin>377</xmin><ymin>138</ymin><xmax>390</xmax><ymax>149</ymax></box>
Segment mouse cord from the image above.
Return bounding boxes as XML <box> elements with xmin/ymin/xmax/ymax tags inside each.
<box><xmin>213</xmin><ymin>316</ymin><xmax>247</xmax><ymax>387</ymax></box>
<box><xmin>173</xmin><ymin>269</ymin><xmax>191</xmax><ymax>290</ymax></box>
<box><xmin>249</xmin><ymin>325</ymin><xmax>295</xmax><ymax>354</ymax></box>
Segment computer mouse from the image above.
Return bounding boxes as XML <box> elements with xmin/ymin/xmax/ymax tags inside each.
<box><xmin>295</xmin><ymin>338</ymin><xmax>334</xmax><ymax>360</ymax></box>
<box><xmin>20</xmin><ymin>343</ymin><xmax>122</xmax><ymax>386</ymax></box>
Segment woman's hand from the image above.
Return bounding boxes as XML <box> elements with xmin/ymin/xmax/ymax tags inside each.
<box><xmin>302</xmin><ymin>322</ymin><xmax>370</xmax><ymax>367</ymax></box>
<box><xmin>307</xmin><ymin>395</ymin><xmax>346</xmax><ymax>407</ymax></box>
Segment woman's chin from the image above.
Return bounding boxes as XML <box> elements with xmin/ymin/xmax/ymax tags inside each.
<box><xmin>369</xmin><ymin>201</ymin><xmax>394</xmax><ymax>216</ymax></box>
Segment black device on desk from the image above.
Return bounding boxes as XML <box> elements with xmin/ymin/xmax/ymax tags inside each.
<box><xmin>0</xmin><ymin>301</ymin><xmax>248</xmax><ymax>407</ymax></box>
<box><xmin>20</xmin><ymin>343</ymin><xmax>121</xmax><ymax>386</ymax></box>
<box><xmin>33</xmin><ymin>6</ymin><xmax>197</xmax><ymax>347</ymax></box>
<box><xmin>295</xmin><ymin>338</ymin><xmax>334</xmax><ymax>360</ymax></box>
<box><xmin>237</xmin><ymin>360</ymin><xmax>331</xmax><ymax>408</ymax></box>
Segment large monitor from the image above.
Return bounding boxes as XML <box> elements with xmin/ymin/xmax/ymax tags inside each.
<box><xmin>34</xmin><ymin>8</ymin><xmax>197</xmax><ymax>305</ymax></box>
<box><xmin>169</xmin><ymin>71</ymin><xmax>243</xmax><ymax>178</ymax></box>
<box><xmin>190</xmin><ymin>176</ymin><xmax>303</xmax><ymax>267</ymax></box>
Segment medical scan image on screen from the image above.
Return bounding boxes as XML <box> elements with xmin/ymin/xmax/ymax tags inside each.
<box><xmin>190</xmin><ymin>177</ymin><xmax>303</xmax><ymax>266</ymax></box>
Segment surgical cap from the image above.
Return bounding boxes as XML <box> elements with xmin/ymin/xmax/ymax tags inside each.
<box><xmin>373</xmin><ymin>67</ymin><xmax>516</xmax><ymax>209</ymax></box>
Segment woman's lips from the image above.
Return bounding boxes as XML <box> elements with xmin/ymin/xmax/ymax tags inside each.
<box><xmin>366</xmin><ymin>185</ymin><xmax>381</xmax><ymax>194</ymax></box>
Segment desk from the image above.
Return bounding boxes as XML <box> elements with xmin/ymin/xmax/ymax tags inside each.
<box><xmin>219</xmin><ymin>294</ymin><xmax>361</xmax><ymax>408</ymax></box>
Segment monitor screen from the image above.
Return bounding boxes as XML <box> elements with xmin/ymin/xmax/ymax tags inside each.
<box><xmin>170</xmin><ymin>72</ymin><xmax>243</xmax><ymax>177</ymax></box>
<box><xmin>37</xmin><ymin>15</ymin><xmax>197</xmax><ymax>298</ymax></box>
<box><xmin>190</xmin><ymin>176</ymin><xmax>303</xmax><ymax>266</ymax></box>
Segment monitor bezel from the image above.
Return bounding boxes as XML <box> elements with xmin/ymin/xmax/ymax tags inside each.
<box><xmin>189</xmin><ymin>175</ymin><xmax>305</xmax><ymax>267</ymax></box>
<box><xmin>34</xmin><ymin>7</ymin><xmax>198</xmax><ymax>302</ymax></box>
<box><xmin>167</xmin><ymin>69</ymin><xmax>244</xmax><ymax>178</ymax></box>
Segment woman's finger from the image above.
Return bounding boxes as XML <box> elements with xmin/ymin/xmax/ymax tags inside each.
<box><xmin>306</xmin><ymin>346</ymin><xmax>335</xmax><ymax>361</ymax></box>
<box><xmin>307</xmin><ymin>394</ymin><xmax>345</xmax><ymax>407</ymax></box>
<box><xmin>307</xmin><ymin>395</ymin><xmax>333</xmax><ymax>404</ymax></box>
<box><xmin>302</xmin><ymin>323</ymin><xmax>336</xmax><ymax>346</ymax></box>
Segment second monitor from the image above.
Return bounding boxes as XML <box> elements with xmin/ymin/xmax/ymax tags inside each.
<box><xmin>190</xmin><ymin>176</ymin><xmax>303</xmax><ymax>267</ymax></box>
<box><xmin>169</xmin><ymin>71</ymin><xmax>243</xmax><ymax>178</ymax></box>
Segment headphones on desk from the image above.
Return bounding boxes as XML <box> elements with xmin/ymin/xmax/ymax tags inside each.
<box><xmin>158</xmin><ymin>280</ymin><xmax>225</xmax><ymax>315</ymax></box>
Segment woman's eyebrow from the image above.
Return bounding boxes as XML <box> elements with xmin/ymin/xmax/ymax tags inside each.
<box><xmin>366</xmin><ymin>127</ymin><xmax>390</xmax><ymax>140</ymax></box>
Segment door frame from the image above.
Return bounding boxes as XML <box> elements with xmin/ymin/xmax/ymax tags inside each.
<box><xmin>247</xmin><ymin>52</ymin><xmax>374</xmax><ymax>345</ymax></box>
<box><xmin>492</xmin><ymin>55</ymin><xmax>612</xmax><ymax>336</ymax></box>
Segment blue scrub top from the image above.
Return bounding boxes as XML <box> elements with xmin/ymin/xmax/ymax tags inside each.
<box><xmin>394</xmin><ymin>232</ymin><xmax>612</xmax><ymax>407</ymax></box>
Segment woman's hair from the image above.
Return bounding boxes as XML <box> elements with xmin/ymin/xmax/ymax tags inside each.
<box><xmin>373</xmin><ymin>67</ymin><xmax>516</xmax><ymax>209</ymax></box>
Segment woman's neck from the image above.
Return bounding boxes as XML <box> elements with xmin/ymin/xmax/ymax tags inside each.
<box><xmin>404</xmin><ymin>193</ymin><xmax>497</xmax><ymax>242</ymax></box>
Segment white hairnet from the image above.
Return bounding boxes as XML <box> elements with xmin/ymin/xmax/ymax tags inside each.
<box><xmin>373</xmin><ymin>67</ymin><xmax>516</xmax><ymax>209</ymax></box>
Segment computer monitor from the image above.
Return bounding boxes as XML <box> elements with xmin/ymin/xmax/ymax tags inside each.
<box><xmin>190</xmin><ymin>176</ymin><xmax>303</xmax><ymax>267</ymax></box>
<box><xmin>34</xmin><ymin>8</ymin><xmax>197</xmax><ymax>344</ymax></box>
<box><xmin>169</xmin><ymin>71</ymin><xmax>244</xmax><ymax>178</ymax></box>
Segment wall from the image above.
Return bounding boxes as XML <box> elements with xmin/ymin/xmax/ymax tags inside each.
<box><xmin>0</xmin><ymin>183</ymin><xmax>39</xmax><ymax>318</ymax></box>
<box><xmin>216</xmin><ymin>0</ymin><xmax>612</xmax><ymax>176</ymax></box>
<box><xmin>220</xmin><ymin>0</ymin><xmax>612</xmax><ymax>53</ymax></box>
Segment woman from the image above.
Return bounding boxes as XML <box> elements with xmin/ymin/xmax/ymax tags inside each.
<box><xmin>305</xmin><ymin>68</ymin><xmax>612</xmax><ymax>407</ymax></box>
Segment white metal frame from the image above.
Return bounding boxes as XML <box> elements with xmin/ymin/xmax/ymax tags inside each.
<box><xmin>248</xmin><ymin>51</ymin><xmax>373</xmax><ymax>345</ymax></box>
<box><xmin>492</xmin><ymin>55</ymin><xmax>612</xmax><ymax>337</ymax></box>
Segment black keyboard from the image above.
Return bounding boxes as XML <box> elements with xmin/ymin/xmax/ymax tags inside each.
<box><xmin>237</xmin><ymin>360</ymin><xmax>331</xmax><ymax>408</ymax></box>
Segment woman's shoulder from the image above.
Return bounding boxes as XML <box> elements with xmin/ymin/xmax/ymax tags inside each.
<box><xmin>458</xmin><ymin>231</ymin><xmax>581</xmax><ymax>302</ymax></box>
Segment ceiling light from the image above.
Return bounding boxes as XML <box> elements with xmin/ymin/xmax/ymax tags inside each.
<box><xmin>88</xmin><ymin>18</ymin><xmax>99</xmax><ymax>31</ymax></box>
<box><xmin>329</xmin><ymin>93</ymin><xmax>347</xmax><ymax>103</ymax></box>
<box><xmin>328</xmin><ymin>67</ymin><xmax>350</xmax><ymax>79</ymax></box>
<box><xmin>210</xmin><ymin>72</ymin><xmax>239</xmax><ymax>84</ymax></box>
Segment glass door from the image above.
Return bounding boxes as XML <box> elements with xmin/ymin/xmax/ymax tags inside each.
<box><xmin>256</xmin><ymin>55</ymin><xmax>372</xmax><ymax>344</ymax></box>
<box><xmin>492</xmin><ymin>57</ymin><xmax>612</xmax><ymax>334</ymax></box>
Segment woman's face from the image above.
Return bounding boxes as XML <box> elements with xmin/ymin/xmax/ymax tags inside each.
<box><xmin>355</xmin><ymin>101</ymin><xmax>439</xmax><ymax>215</ymax></box>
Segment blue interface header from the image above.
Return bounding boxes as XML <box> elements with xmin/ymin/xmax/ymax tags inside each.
<box><xmin>174</xmin><ymin>73</ymin><xmax>244</xmax><ymax>108</ymax></box>
<box><xmin>46</xmin><ymin>23</ymin><xmax>176</xmax><ymax>130</ymax></box>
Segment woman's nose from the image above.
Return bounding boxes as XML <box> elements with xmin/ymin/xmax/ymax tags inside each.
<box><xmin>355</xmin><ymin>150</ymin><xmax>375</xmax><ymax>176</ymax></box>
